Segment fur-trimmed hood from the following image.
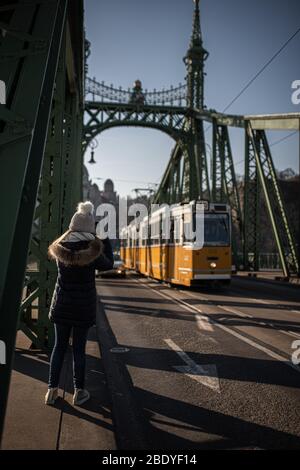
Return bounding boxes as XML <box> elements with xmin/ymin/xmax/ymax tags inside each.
<box><xmin>48</xmin><ymin>238</ymin><xmax>103</xmax><ymax>266</ymax></box>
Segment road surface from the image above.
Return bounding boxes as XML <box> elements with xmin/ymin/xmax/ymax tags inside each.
<box><xmin>96</xmin><ymin>273</ymin><xmax>300</xmax><ymax>450</ymax></box>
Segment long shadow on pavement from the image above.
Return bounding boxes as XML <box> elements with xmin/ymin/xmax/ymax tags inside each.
<box><xmin>133</xmin><ymin>386</ymin><xmax>300</xmax><ymax>449</ymax></box>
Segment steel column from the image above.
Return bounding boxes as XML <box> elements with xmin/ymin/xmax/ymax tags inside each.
<box><xmin>0</xmin><ymin>0</ymin><xmax>68</xmax><ymax>444</ymax></box>
<box><xmin>244</xmin><ymin>123</ymin><xmax>260</xmax><ymax>270</ymax></box>
<box><xmin>246</xmin><ymin>122</ymin><xmax>298</xmax><ymax>276</ymax></box>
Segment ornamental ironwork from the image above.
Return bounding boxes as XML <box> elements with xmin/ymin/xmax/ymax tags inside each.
<box><xmin>85</xmin><ymin>76</ymin><xmax>187</xmax><ymax>107</ymax></box>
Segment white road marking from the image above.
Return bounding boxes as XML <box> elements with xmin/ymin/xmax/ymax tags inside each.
<box><xmin>134</xmin><ymin>277</ymin><xmax>300</xmax><ymax>375</ymax></box>
<box><xmin>292</xmin><ymin>310</ymin><xmax>300</xmax><ymax>314</ymax></box>
<box><xmin>196</xmin><ymin>314</ymin><xmax>214</xmax><ymax>331</ymax></box>
<box><xmin>164</xmin><ymin>338</ymin><xmax>220</xmax><ymax>392</ymax></box>
<box><xmin>137</xmin><ymin>279</ymin><xmax>217</xmax><ymax>341</ymax></box>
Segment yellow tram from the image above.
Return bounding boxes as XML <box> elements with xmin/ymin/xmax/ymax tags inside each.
<box><xmin>120</xmin><ymin>201</ymin><xmax>232</xmax><ymax>287</ymax></box>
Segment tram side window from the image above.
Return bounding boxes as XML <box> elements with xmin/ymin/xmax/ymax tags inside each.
<box><xmin>151</xmin><ymin>220</ymin><xmax>160</xmax><ymax>245</ymax></box>
<box><xmin>160</xmin><ymin>216</ymin><xmax>165</xmax><ymax>245</ymax></box>
<box><xmin>149</xmin><ymin>221</ymin><xmax>154</xmax><ymax>245</ymax></box>
<box><xmin>140</xmin><ymin>225</ymin><xmax>145</xmax><ymax>246</ymax></box>
<box><xmin>145</xmin><ymin>223</ymin><xmax>150</xmax><ymax>246</ymax></box>
<box><xmin>183</xmin><ymin>213</ymin><xmax>193</xmax><ymax>242</ymax></box>
<box><xmin>155</xmin><ymin>220</ymin><xmax>160</xmax><ymax>245</ymax></box>
<box><xmin>157</xmin><ymin>220</ymin><xmax>161</xmax><ymax>244</ymax></box>
<box><xmin>170</xmin><ymin>217</ymin><xmax>174</xmax><ymax>244</ymax></box>
<box><xmin>161</xmin><ymin>216</ymin><xmax>171</xmax><ymax>244</ymax></box>
<box><xmin>174</xmin><ymin>216</ymin><xmax>181</xmax><ymax>244</ymax></box>
<box><xmin>158</xmin><ymin>219</ymin><xmax>162</xmax><ymax>245</ymax></box>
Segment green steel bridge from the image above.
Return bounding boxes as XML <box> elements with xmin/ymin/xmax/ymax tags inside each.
<box><xmin>0</xmin><ymin>0</ymin><xmax>299</xmax><ymax>444</ymax></box>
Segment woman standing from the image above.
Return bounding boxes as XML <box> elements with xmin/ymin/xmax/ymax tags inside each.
<box><xmin>45</xmin><ymin>201</ymin><xmax>113</xmax><ymax>406</ymax></box>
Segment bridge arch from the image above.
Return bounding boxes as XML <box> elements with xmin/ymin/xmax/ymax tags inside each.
<box><xmin>83</xmin><ymin>101</ymin><xmax>189</xmax><ymax>154</ymax></box>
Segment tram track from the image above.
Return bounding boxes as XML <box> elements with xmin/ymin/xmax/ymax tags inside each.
<box><xmin>131</xmin><ymin>273</ymin><xmax>300</xmax><ymax>373</ymax></box>
<box><xmin>179</xmin><ymin>287</ymin><xmax>300</xmax><ymax>341</ymax></box>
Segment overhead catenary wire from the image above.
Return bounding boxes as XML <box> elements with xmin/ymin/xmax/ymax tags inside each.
<box><xmin>204</xmin><ymin>24</ymin><xmax>300</xmax><ymax>134</ymax></box>
<box><xmin>233</xmin><ymin>130</ymin><xmax>298</xmax><ymax>168</ymax></box>
<box><xmin>269</xmin><ymin>130</ymin><xmax>298</xmax><ymax>147</ymax></box>
<box><xmin>94</xmin><ymin>27</ymin><xmax>300</xmax><ymax>190</ymax></box>
<box><xmin>222</xmin><ymin>25</ymin><xmax>300</xmax><ymax>113</ymax></box>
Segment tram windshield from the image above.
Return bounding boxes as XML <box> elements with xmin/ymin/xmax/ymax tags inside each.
<box><xmin>203</xmin><ymin>213</ymin><xmax>230</xmax><ymax>246</ymax></box>
<box><xmin>191</xmin><ymin>212</ymin><xmax>230</xmax><ymax>246</ymax></box>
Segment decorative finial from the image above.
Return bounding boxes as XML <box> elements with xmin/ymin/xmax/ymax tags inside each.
<box><xmin>190</xmin><ymin>0</ymin><xmax>202</xmax><ymax>47</ymax></box>
<box><xmin>184</xmin><ymin>0</ymin><xmax>208</xmax><ymax>109</ymax></box>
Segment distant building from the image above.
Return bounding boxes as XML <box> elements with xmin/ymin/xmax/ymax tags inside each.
<box><xmin>82</xmin><ymin>166</ymin><xmax>120</xmax><ymax>248</ymax></box>
<box><xmin>100</xmin><ymin>178</ymin><xmax>118</xmax><ymax>205</ymax></box>
<box><xmin>277</xmin><ymin>168</ymin><xmax>297</xmax><ymax>181</ymax></box>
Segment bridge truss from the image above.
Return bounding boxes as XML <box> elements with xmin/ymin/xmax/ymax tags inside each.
<box><xmin>83</xmin><ymin>1</ymin><xmax>299</xmax><ymax>278</ymax></box>
<box><xmin>0</xmin><ymin>0</ymin><xmax>84</xmax><ymax>441</ymax></box>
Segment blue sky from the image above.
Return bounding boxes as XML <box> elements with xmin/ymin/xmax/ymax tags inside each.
<box><xmin>84</xmin><ymin>0</ymin><xmax>300</xmax><ymax>197</ymax></box>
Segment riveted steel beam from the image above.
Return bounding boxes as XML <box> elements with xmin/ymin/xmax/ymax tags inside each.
<box><xmin>243</xmin><ymin>123</ymin><xmax>260</xmax><ymax>271</ymax></box>
<box><xmin>212</xmin><ymin>121</ymin><xmax>243</xmax><ymax>264</ymax></box>
<box><xmin>0</xmin><ymin>0</ymin><xmax>69</xmax><ymax>445</ymax></box>
<box><xmin>244</xmin><ymin>122</ymin><xmax>298</xmax><ymax>276</ymax></box>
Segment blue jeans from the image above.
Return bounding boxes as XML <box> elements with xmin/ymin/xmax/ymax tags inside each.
<box><xmin>48</xmin><ymin>323</ymin><xmax>89</xmax><ymax>390</ymax></box>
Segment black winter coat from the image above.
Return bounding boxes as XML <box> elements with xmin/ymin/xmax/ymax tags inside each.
<box><xmin>48</xmin><ymin>237</ymin><xmax>114</xmax><ymax>328</ymax></box>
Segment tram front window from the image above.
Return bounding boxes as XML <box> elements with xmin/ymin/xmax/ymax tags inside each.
<box><xmin>203</xmin><ymin>214</ymin><xmax>230</xmax><ymax>246</ymax></box>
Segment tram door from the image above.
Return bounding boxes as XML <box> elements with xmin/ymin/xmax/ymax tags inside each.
<box><xmin>168</xmin><ymin>217</ymin><xmax>175</xmax><ymax>281</ymax></box>
<box><xmin>174</xmin><ymin>215</ymin><xmax>184</xmax><ymax>282</ymax></box>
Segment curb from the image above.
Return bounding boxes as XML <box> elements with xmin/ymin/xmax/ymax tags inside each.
<box><xmin>234</xmin><ymin>274</ymin><xmax>300</xmax><ymax>291</ymax></box>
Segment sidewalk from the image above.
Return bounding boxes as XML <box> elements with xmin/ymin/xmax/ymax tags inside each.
<box><xmin>235</xmin><ymin>271</ymin><xmax>300</xmax><ymax>287</ymax></box>
<box><xmin>2</xmin><ymin>326</ymin><xmax>116</xmax><ymax>450</ymax></box>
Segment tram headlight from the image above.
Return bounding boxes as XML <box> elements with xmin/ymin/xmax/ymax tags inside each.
<box><xmin>210</xmin><ymin>262</ymin><xmax>217</xmax><ymax>269</ymax></box>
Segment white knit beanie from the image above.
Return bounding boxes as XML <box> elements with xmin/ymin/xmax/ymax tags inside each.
<box><xmin>69</xmin><ymin>201</ymin><xmax>96</xmax><ymax>233</ymax></box>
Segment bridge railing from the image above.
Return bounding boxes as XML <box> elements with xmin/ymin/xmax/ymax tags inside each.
<box><xmin>85</xmin><ymin>77</ymin><xmax>187</xmax><ymax>106</ymax></box>
<box><xmin>237</xmin><ymin>252</ymin><xmax>282</xmax><ymax>270</ymax></box>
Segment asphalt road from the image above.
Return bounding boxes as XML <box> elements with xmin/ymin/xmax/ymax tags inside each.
<box><xmin>96</xmin><ymin>273</ymin><xmax>300</xmax><ymax>450</ymax></box>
